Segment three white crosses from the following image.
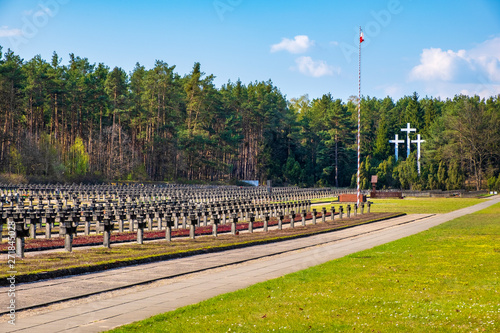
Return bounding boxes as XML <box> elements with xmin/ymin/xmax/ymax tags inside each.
<box><xmin>389</xmin><ymin>123</ymin><xmax>425</xmax><ymax>175</ymax></box>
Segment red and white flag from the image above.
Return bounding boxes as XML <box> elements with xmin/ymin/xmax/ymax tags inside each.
<box><xmin>360</xmin><ymin>30</ymin><xmax>364</xmax><ymax>43</ymax></box>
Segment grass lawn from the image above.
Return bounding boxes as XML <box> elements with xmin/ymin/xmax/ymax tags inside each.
<box><xmin>309</xmin><ymin>197</ymin><xmax>338</xmax><ymax>203</ymax></box>
<box><xmin>109</xmin><ymin>201</ymin><xmax>500</xmax><ymax>332</ymax></box>
<box><xmin>359</xmin><ymin>197</ymin><xmax>484</xmax><ymax>214</ymax></box>
<box><xmin>311</xmin><ymin>197</ymin><xmax>485</xmax><ymax>214</ymax></box>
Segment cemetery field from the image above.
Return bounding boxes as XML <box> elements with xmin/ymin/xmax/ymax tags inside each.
<box><xmin>109</xmin><ymin>202</ymin><xmax>500</xmax><ymax>333</ymax></box>
<box><xmin>0</xmin><ymin>212</ymin><xmax>400</xmax><ymax>282</ymax></box>
<box><xmin>1</xmin><ymin>197</ymin><xmax>485</xmax><ymax>283</ymax></box>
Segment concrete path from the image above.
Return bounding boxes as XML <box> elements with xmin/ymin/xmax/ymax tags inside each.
<box><xmin>1</xmin><ymin>196</ymin><xmax>498</xmax><ymax>332</ymax></box>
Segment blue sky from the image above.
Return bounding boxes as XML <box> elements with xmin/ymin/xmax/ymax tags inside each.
<box><xmin>1</xmin><ymin>0</ymin><xmax>499</xmax><ymax>101</ymax></box>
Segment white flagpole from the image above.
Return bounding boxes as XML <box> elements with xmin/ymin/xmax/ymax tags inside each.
<box><xmin>356</xmin><ymin>27</ymin><xmax>362</xmax><ymax>207</ymax></box>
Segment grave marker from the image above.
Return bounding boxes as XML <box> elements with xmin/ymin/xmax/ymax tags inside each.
<box><xmin>401</xmin><ymin>123</ymin><xmax>416</xmax><ymax>158</ymax></box>
<box><xmin>411</xmin><ymin>134</ymin><xmax>425</xmax><ymax>175</ymax></box>
<box><xmin>389</xmin><ymin>134</ymin><xmax>404</xmax><ymax>162</ymax></box>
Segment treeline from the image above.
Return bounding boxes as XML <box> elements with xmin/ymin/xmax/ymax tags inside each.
<box><xmin>1</xmin><ymin>46</ymin><xmax>499</xmax><ymax>189</ymax></box>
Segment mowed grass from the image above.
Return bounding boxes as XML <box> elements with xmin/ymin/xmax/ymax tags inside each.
<box><xmin>109</xmin><ymin>201</ymin><xmax>500</xmax><ymax>332</ymax></box>
<box><xmin>364</xmin><ymin>197</ymin><xmax>485</xmax><ymax>214</ymax></box>
<box><xmin>312</xmin><ymin>196</ymin><xmax>485</xmax><ymax>214</ymax></box>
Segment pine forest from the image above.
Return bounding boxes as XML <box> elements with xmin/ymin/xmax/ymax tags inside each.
<box><xmin>1</xmin><ymin>47</ymin><xmax>500</xmax><ymax>191</ymax></box>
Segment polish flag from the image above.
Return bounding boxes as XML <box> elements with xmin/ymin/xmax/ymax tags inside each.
<box><xmin>360</xmin><ymin>31</ymin><xmax>364</xmax><ymax>43</ymax></box>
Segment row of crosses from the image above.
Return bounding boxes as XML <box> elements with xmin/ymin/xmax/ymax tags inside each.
<box><xmin>389</xmin><ymin>123</ymin><xmax>425</xmax><ymax>175</ymax></box>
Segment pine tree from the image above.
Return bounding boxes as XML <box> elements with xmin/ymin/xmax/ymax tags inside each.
<box><xmin>437</xmin><ymin>161</ymin><xmax>447</xmax><ymax>190</ymax></box>
<box><xmin>405</xmin><ymin>92</ymin><xmax>423</xmax><ymax>130</ymax></box>
<box><xmin>373</xmin><ymin>115</ymin><xmax>390</xmax><ymax>161</ymax></box>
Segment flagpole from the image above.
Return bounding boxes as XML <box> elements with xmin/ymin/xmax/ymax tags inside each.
<box><xmin>356</xmin><ymin>26</ymin><xmax>362</xmax><ymax>207</ymax></box>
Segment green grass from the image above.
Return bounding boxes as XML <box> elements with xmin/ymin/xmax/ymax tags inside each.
<box><xmin>309</xmin><ymin>196</ymin><xmax>338</xmax><ymax>203</ymax></box>
<box><xmin>312</xmin><ymin>197</ymin><xmax>485</xmax><ymax>214</ymax></box>
<box><xmin>109</xmin><ymin>202</ymin><xmax>500</xmax><ymax>332</ymax></box>
<box><xmin>365</xmin><ymin>197</ymin><xmax>485</xmax><ymax>214</ymax></box>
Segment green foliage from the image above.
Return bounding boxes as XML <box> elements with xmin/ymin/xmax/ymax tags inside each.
<box><xmin>126</xmin><ymin>164</ymin><xmax>149</xmax><ymax>182</ymax></box>
<box><xmin>9</xmin><ymin>147</ymin><xmax>25</xmax><ymax>175</ymax></box>
<box><xmin>0</xmin><ymin>48</ymin><xmax>499</xmax><ymax>186</ymax></box>
<box><xmin>437</xmin><ymin>161</ymin><xmax>447</xmax><ymax>190</ymax></box>
<box><xmin>67</xmin><ymin>137</ymin><xmax>89</xmax><ymax>176</ymax></box>
<box><xmin>405</xmin><ymin>92</ymin><xmax>424</xmax><ymax>130</ymax></box>
<box><xmin>376</xmin><ymin>156</ymin><xmax>396</xmax><ymax>189</ymax></box>
<box><xmin>283</xmin><ymin>155</ymin><xmax>301</xmax><ymax>185</ymax></box>
<box><xmin>373</xmin><ymin>115</ymin><xmax>390</xmax><ymax>160</ymax></box>
<box><xmin>447</xmin><ymin>160</ymin><xmax>464</xmax><ymax>190</ymax></box>
<box><xmin>349</xmin><ymin>157</ymin><xmax>374</xmax><ymax>190</ymax></box>
<box><xmin>393</xmin><ymin>153</ymin><xmax>419</xmax><ymax>190</ymax></box>
<box><xmin>425</xmin><ymin>162</ymin><xmax>439</xmax><ymax>190</ymax></box>
<box><xmin>487</xmin><ymin>174</ymin><xmax>500</xmax><ymax>192</ymax></box>
<box><xmin>487</xmin><ymin>176</ymin><xmax>497</xmax><ymax>191</ymax></box>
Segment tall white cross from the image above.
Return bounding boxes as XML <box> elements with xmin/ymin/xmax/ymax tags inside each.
<box><xmin>411</xmin><ymin>134</ymin><xmax>425</xmax><ymax>175</ymax></box>
<box><xmin>389</xmin><ymin>134</ymin><xmax>405</xmax><ymax>162</ymax></box>
<box><xmin>400</xmin><ymin>123</ymin><xmax>416</xmax><ymax>158</ymax></box>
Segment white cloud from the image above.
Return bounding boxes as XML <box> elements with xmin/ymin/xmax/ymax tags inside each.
<box><xmin>0</xmin><ymin>26</ymin><xmax>23</xmax><ymax>38</ymax></box>
<box><xmin>410</xmin><ymin>37</ymin><xmax>500</xmax><ymax>84</ymax></box>
<box><xmin>409</xmin><ymin>37</ymin><xmax>500</xmax><ymax>98</ymax></box>
<box><xmin>294</xmin><ymin>56</ymin><xmax>339</xmax><ymax>77</ymax></box>
<box><xmin>271</xmin><ymin>35</ymin><xmax>314</xmax><ymax>54</ymax></box>
<box><xmin>410</xmin><ymin>48</ymin><xmax>466</xmax><ymax>81</ymax></box>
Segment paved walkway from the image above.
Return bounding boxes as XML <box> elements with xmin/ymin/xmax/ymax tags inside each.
<box><xmin>1</xmin><ymin>196</ymin><xmax>498</xmax><ymax>332</ymax></box>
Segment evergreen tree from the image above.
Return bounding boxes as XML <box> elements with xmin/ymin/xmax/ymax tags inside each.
<box><xmin>376</xmin><ymin>156</ymin><xmax>396</xmax><ymax>189</ymax></box>
<box><xmin>405</xmin><ymin>92</ymin><xmax>423</xmax><ymax>130</ymax></box>
<box><xmin>422</xmin><ymin>97</ymin><xmax>438</xmax><ymax>135</ymax></box>
<box><xmin>447</xmin><ymin>160</ymin><xmax>464</xmax><ymax>190</ymax></box>
<box><xmin>0</xmin><ymin>47</ymin><xmax>498</xmax><ymax>186</ymax></box>
<box><xmin>437</xmin><ymin>161</ymin><xmax>447</xmax><ymax>190</ymax></box>
<box><xmin>394</xmin><ymin>153</ymin><xmax>419</xmax><ymax>190</ymax></box>
<box><xmin>104</xmin><ymin>66</ymin><xmax>128</xmax><ymax>177</ymax></box>
<box><xmin>0</xmin><ymin>49</ymin><xmax>24</xmax><ymax>170</ymax></box>
<box><xmin>373</xmin><ymin>115</ymin><xmax>390</xmax><ymax>161</ymax></box>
